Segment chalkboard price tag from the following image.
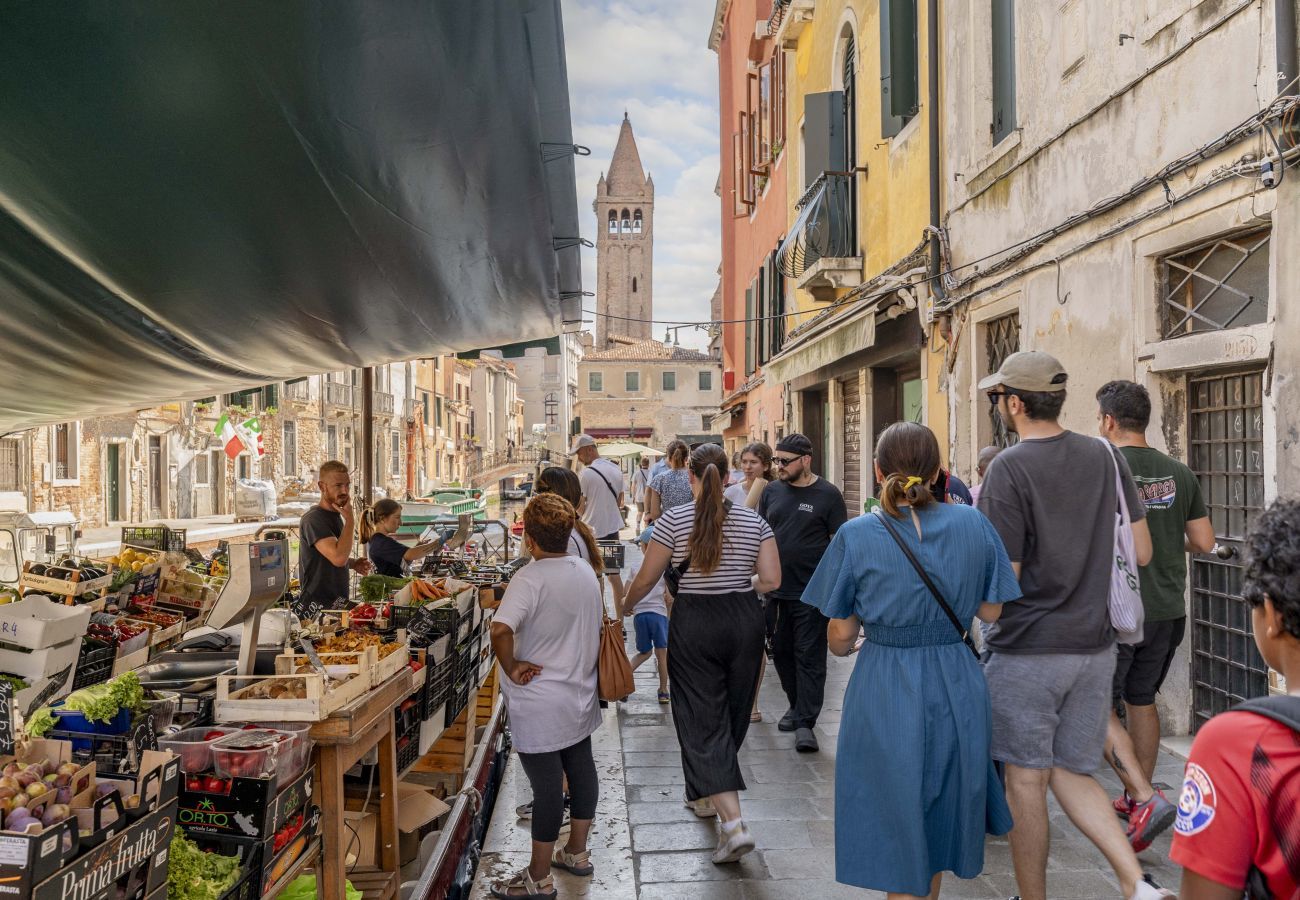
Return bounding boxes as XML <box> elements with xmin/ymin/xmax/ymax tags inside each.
<box><xmin>26</xmin><ymin>663</ymin><xmax>74</xmax><ymax>718</ymax></box>
<box><xmin>406</xmin><ymin>605</ymin><xmax>436</xmax><ymax>645</ymax></box>
<box><xmin>132</xmin><ymin>714</ymin><xmax>158</xmax><ymax>755</ymax></box>
<box><xmin>0</xmin><ymin>681</ymin><xmax>13</xmax><ymax>756</ymax></box>
<box><xmin>291</xmin><ymin>595</ymin><xmax>324</xmax><ymax>623</ymax></box>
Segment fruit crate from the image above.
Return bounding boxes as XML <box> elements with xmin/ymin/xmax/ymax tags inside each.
<box><xmin>121</xmin><ymin>526</ymin><xmax>187</xmax><ymax>552</ymax></box>
<box><xmin>71</xmin><ymin>638</ymin><xmax>117</xmax><ymax>691</ymax></box>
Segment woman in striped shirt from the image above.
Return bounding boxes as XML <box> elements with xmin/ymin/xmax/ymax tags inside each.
<box><xmin>622</xmin><ymin>443</ymin><xmax>782</xmax><ymax>866</ymax></box>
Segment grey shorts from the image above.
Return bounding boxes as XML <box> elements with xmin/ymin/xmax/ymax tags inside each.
<box><xmin>986</xmin><ymin>646</ymin><xmax>1115</xmax><ymax>774</ymax></box>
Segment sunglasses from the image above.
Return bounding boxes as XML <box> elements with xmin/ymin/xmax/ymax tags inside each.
<box><xmin>773</xmin><ymin>455</ymin><xmax>803</xmax><ymax>466</ymax></box>
<box><xmin>986</xmin><ymin>391</ymin><xmax>1009</xmax><ymax>406</ymax></box>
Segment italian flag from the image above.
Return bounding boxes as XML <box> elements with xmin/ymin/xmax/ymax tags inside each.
<box><xmin>215</xmin><ymin>415</ymin><xmax>242</xmax><ymax>460</ymax></box>
<box><xmin>237</xmin><ymin>417</ymin><xmax>265</xmax><ymax>459</ymax></box>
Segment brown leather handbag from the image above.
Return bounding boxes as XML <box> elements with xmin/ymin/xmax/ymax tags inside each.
<box><xmin>597</xmin><ymin>616</ymin><xmax>634</xmax><ymax>702</ymax></box>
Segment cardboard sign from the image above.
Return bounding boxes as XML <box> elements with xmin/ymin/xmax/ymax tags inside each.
<box><xmin>25</xmin><ymin>662</ymin><xmax>74</xmax><ymax>717</ymax></box>
<box><xmin>405</xmin><ymin>605</ymin><xmax>437</xmax><ymax>645</ymax></box>
<box><xmin>0</xmin><ymin>680</ymin><xmax>12</xmax><ymax>755</ymax></box>
<box><xmin>128</xmin><ymin>572</ymin><xmax>160</xmax><ymax>607</ymax></box>
<box><xmin>32</xmin><ymin>798</ymin><xmax>177</xmax><ymax>900</ymax></box>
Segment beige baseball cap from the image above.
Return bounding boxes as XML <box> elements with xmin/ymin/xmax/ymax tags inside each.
<box><xmin>977</xmin><ymin>350</ymin><xmax>1069</xmax><ymax>393</ymax></box>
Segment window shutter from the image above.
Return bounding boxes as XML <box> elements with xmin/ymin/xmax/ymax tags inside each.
<box><xmin>878</xmin><ymin>8</ymin><xmax>902</xmax><ymax>138</ymax></box>
<box><xmin>889</xmin><ymin>0</ymin><xmax>919</xmax><ymax>120</ymax></box>
<box><xmin>992</xmin><ymin>0</ymin><xmax>1017</xmax><ymax>144</ymax></box>
<box><xmin>756</xmin><ymin>265</ymin><xmax>767</xmax><ymax>366</ymax></box>
<box><xmin>744</xmin><ymin>284</ymin><xmax>755</xmax><ymax>375</ymax></box>
<box><xmin>263</xmin><ymin>384</ymin><xmax>279</xmax><ymax>409</ymax></box>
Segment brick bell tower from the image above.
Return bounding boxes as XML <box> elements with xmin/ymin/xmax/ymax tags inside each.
<box><xmin>593</xmin><ymin>113</ymin><xmax>654</xmax><ymax>350</ymax></box>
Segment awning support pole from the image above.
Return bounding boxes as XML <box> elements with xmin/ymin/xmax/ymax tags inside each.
<box><xmin>362</xmin><ymin>367</ymin><xmax>374</xmax><ymax>505</ymax></box>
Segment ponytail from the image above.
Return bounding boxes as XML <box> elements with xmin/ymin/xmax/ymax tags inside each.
<box><xmin>360</xmin><ymin>498</ymin><xmax>401</xmax><ymax>544</ymax></box>
<box><xmin>686</xmin><ymin>443</ymin><xmax>729</xmax><ymax>575</ymax></box>
<box><xmin>572</xmin><ymin>519</ymin><xmax>605</xmax><ymax>577</ymax></box>
<box><xmin>666</xmin><ymin>440</ymin><xmax>689</xmax><ymax>469</ymax></box>
<box><xmin>875</xmin><ymin>422</ymin><xmax>941</xmax><ymax>519</ymax></box>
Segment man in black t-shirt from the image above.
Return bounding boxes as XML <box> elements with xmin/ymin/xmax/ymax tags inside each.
<box><xmin>757</xmin><ymin>434</ymin><xmax>847</xmax><ymax>753</ymax></box>
<box><xmin>299</xmin><ymin>460</ymin><xmax>372</xmax><ymax>609</ymax></box>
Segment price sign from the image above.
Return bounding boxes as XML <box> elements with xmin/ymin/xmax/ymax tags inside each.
<box><xmin>0</xmin><ymin>681</ymin><xmax>13</xmax><ymax>756</ymax></box>
<box><xmin>131</xmin><ymin>714</ymin><xmax>158</xmax><ymax>755</ymax></box>
<box><xmin>291</xmin><ymin>595</ymin><xmax>324</xmax><ymax>623</ymax></box>
<box><xmin>129</xmin><ymin>572</ymin><xmax>160</xmax><ymax>607</ymax></box>
<box><xmin>26</xmin><ymin>663</ymin><xmax>73</xmax><ymax>717</ymax></box>
<box><xmin>405</xmin><ymin>605</ymin><xmax>437</xmax><ymax>645</ymax></box>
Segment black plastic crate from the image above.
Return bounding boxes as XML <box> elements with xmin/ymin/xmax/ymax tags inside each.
<box><xmin>121</xmin><ymin>526</ymin><xmax>187</xmax><ymax>551</ymax></box>
<box><xmin>444</xmin><ymin>679</ymin><xmax>470</xmax><ymax>727</ymax></box>
<box><xmin>424</xmin><ymin>656</ymin><xmax>454</xmax><ymax>716</ymax></box>
<box><xmin>72</xmin><ymin>638</ymin><xmax>117</xmax><ymax>691</ymax></box>
<box><xmin>388</xmin><ymin>603</ymin><xmax>465</xmax><ymax>645</ymax></box>
<box><xmin>597</xmin><ymin>540</ymin><xmax>626</xmax><ymax>570</ymax></box>
<box><xmin>395</xmin><ymin>734</ymin><xmax>419</xmax><ymax>773</ymax></box>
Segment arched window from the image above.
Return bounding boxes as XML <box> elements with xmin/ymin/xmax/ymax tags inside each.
<box><xmin>608</xmin><ymin>210</ymin><xmax>618</xmax><ymax>234</ymax></box>
<box><xmin>621</xmin><ymin>209</ymin><xmax>631</xmax><ymax>233</ymax></box>
<box><xmin>633</xmin><ymin>210</ymin><xmax>643</xmax><ymax>233</ymax></box>
<box><xmin>632</xmin><ymin>277</ymin><xmax>637</xmax><ymax>293</ymax></box>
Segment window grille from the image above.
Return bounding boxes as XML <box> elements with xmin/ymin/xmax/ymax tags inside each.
<box><xmin>985</xmin><ymin>313</ymin><xmax>1020</xmax><ymax>449</ymax></box>
<box><xmin>1160</xmin><ymin>228</ymin><xmax>1270</xmax><ymax>339</ymax></box>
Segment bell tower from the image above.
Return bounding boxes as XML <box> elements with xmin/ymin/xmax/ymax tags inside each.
<box><xmin>593</xmin><ymin>113</ymin><xmax>653</xmax><ymax>350</ymax></box>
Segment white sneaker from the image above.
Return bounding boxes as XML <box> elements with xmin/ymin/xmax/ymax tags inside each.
<box><xmin>1130</xmin><ymin>879</ymin><xmax>1176</xmax><ymax>899</ymax></box>
<box><xmin>711</xmin><ymin>822</ymin><xmax>755</xmax><ymax>864</ymax></box>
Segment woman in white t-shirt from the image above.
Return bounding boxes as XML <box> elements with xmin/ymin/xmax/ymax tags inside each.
<box><xmin>622</xmin><ymin>443</ymin><xmax>782</xmax><ymax>866</ymax></box>
<box><xmin>490</xmin><ymin>494</ymin><xmax>604</xmax><ymax>898</ymax></box>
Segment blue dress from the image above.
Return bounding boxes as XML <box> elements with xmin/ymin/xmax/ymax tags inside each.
<box><xmin>802</xmin><ymin>503</ymin><xmax>1020</xmax><ymax>895</ymax></box>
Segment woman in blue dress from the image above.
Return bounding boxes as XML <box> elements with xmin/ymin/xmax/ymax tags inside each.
<box><xmin>802</xmin><ymin>422</ymin><xmax>1020</xmax><ymax>899</ymax></box>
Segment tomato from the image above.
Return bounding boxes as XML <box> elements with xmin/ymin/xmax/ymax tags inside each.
<box><xmin>202</xmin><ymin>776</ymin><xmax>226</xmax><ymax>793</ymax></box>
<box><xmin>185</xmin><ymin>776</ymin><xmax>204</xmax><ymax>792</ymax></box>
<box><xmin>203</xmin><ymin>731</ymin><xmax>227</xmax><ymax>741</ymax></box>
<box><xmin>408</xmin><ymin>660</ymin><xmax>424</xmax><ymax>672</ymax></box>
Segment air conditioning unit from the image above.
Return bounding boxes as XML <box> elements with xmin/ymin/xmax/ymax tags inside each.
<box><xmin>754</xmin><ymin>21</ymin><xmax>770</xmax><ymax>39</ymax></box>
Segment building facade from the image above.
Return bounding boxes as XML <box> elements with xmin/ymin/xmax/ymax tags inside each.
<box><xmin>576</xmin><ymin>337</ymin><xmax>722</xmax><ymax>446</ymax></box>
<box><xmin>508</xmin><ymin>334</ymin><xmax>583</xmax><ymax>455</ymax></box>
<box><xmin>940</xmin><ymin>0</ymin><xmax>1299</xmax><ymax>730</ymax></box>
<box><xmin>594</xmin><ymin>115</ymin><xmax>654</xmax><ymax>350</ymax></box>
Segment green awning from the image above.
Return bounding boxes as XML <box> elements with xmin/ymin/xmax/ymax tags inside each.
<box><xmin>457</xmin><ymin>337</ymin><xmax>562</xmax><ymax>360</ymax></box>
<box><xmin>763</xmin><ymin>309</ymin><xmax>877</xmax><ymax>385</ymax></box>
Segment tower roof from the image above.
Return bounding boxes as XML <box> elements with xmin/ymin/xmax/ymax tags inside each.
<box><xmin>605</xmin><ymin>113</ymin><xmax>648</xmax><ymax>196</ymax></box>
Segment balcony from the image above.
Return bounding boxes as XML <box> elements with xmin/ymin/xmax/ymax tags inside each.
<box><xmin>283</xmin><ymin>379</ymin><xmax>310</xmax><ymax>403</ymax></box>
<box><xmin>322</xmin><ymin>381</ymin><xmax>353</xmax><ymax>414</ymax></box>
<box><xmin>372</xmin><ymin>391</ymin><xmax>395</xmax><ymax>417</ymax></box>
<box><xmin>769</xmin><ymin>0</ymin><xmax>815</xmax><ymax>49</ymax></box>
<box><xmin>777</xmin><ymin>172</ymin><xmax>863</xmax><ymax>302</ymax></box>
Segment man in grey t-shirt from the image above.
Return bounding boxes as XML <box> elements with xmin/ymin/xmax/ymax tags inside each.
<box><xmin>977</xmin><ymin>352</ymin><xmax>1168</xmax><ymax>900</ymax></box>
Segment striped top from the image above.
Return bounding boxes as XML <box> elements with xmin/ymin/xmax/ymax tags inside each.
<box><xmin>650</xmin><ymin>501</ymin><xmax>774</xmax><ymax>594</ymax></box>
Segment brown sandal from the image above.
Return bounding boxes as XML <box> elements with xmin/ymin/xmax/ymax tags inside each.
<box><xmin>489</xmin><ymin>869</ymin><xmax>556</xmax><ymax>899</ymax></box>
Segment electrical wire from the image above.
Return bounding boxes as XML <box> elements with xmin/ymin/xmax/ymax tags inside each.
<box><xmin>1263</xmin><ymin>120</ymin><xmax>1287</xmax><ymax>185</ymax></box>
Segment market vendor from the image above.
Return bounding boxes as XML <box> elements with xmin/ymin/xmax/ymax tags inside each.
<box><xmin>361</xmin><ymin>498</ymin><xmax>449</xmax><ymax>577</ymax></box>
<box><xmin>299</xmin><ymin>460</ymin><xmax>373</xmax><ymax>608</ymax></box>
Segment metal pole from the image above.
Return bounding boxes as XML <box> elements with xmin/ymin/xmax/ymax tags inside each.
<box><xmin>1278</xmin><ymin>0</ymin><xmax>1298</xmax><ymax>101</ymax></box>
<box><xmin>361</xmin><ymin>367</ymin><xmax>374</xmax><ymax>504</ymax></box>
<box><xmin>927</xmin><ymin>0</ymin><xmax>945</xmax><ymax>302</ymax></box>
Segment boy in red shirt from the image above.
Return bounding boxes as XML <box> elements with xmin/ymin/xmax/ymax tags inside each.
<box><xmin>1170</xmin><ymin>498</ymin><xmax>1300</xmax><ymax>899</ymax></box>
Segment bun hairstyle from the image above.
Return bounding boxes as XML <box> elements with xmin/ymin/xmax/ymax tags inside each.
<box><xmin>875</xmin><ymin>422</ymin><xmax>941</xmax><ymax>519</ymax></box>
<box><xmin>360</xmin><ymin>498</ymin><xmax>401</xmax><ymax>544</ymax></box>
<box><xmin>523</xmin><ymin>489</ymin><xmax>604</xmax><ymax>575</ymax></box>
<box><xmin>741</xmin><ymin>441</ymin><xmax>774</xmax><ymax>482</ymax></box>
<box><xmin>665</xmin><ymin>440</ymin><xmax>689</xmax><ymax>469</ymax></box>
<box><xmin>535</xmin><ymin>466</ymin><xmax>583</xmax><ymax>509</ymax></box>
<box><xmin>686</xmin><ymin>443</ymin><xmax>730</xmax><ymax>575</ymax></box>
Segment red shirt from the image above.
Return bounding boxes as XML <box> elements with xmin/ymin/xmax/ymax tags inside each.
<box><xmin>1169</xmin><ymin>710</ymin><xmax>1300</xmax><ymax>898</ymax></box>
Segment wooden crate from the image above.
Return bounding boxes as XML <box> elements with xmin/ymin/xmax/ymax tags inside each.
<box><xmin>19</xmin><ymin>562</ymin><xmax>113</xmax><ymax>602</ymax></box>
<box><xmin>214</xmin><ymin>671</ymin><xmax>371</xmax><ymax>722</ymax></box>
<box><xmin>274</xmin><ymin>646</ymin><xmax>379</xmax><ymax>687</ymax></box>
<box><xmin>372</xmin><ymin>642</ymin><xmax>411</xmax><ymax>684</ymax></box>
<box><xmin>120</xmin><ymin>614</ymin><xmax>186</xmax><ymax>647</ymax></box>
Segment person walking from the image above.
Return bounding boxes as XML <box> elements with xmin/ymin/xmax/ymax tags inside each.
<box><xmin>631</xmin><ymin>457</ymin><xmax>651</xmax><ymax>530</ymax></box>
<box><xmin>571</xmin><ymin>434</ymin><xmax>626</xmax><ymax>599</ymax></box>
<box><xmin>968</xmin><ymin>445</ymin><xmax>1002</xmax><ymax>507</ymax></box>
<box><xmin>534</xmin><ymin>466</ymin><xmax>605</xmax><ymax>569</ymax></box>
<box><xmin>621</xmin><ymin>443</ymin><xmax>781</xmax><ymax>864</ymax></box>
<box><xmin>620</xmin><ymin>528</ymin><xmax>671</xmax><ymax>704</ymax></box>
<box><xmin>802</xmin><ymin>422</ymin><xmax>1018</xmax><ymax>899</ymax></box>
<box><xmin>489</xmin><ymin>494</ymin><xmax>603</xmax><ymax>898</ymax></box>
<box><xmin>976</xmin><ymin>351</ymin><xmax>1170</xmax><ymax>900</ymax></box>
<box><xmin>757</xmin><ymin>433</ymin><xmax>847</xmax><ymax>753</ymax></box>
<box><xmin>299</xmin><ymin>460</ymin><xmax>372</xmax><ymax>609</ymax></box>
<box><xmin>1170</xmin><ymin>497</ymin><xmax>1300</xmax><ymax>900</ymax></box>
<box><xmin>646</xmin><ymin>440</ymin><xmax>692</xmax><ymax>522</ymax></box>
<box><xmin>1096</xmin><ymin>381</ymin><xmax>1215</xmax><ymax>850</ymax></box>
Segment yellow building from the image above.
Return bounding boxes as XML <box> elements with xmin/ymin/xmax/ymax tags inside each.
<box><xmin>756</xmin><ymin>0</ymin><xmax>953</xmax><ymax>510</ymax></box>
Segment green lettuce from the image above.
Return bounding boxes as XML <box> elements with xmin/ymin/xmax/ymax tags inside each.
<box><xmin>167</xmin><ymin>829</ymin><xmax>242</xmax><ymax>900</ymax></box>
<box><xmin>24</xmin><ymin>706</ymin><xmax>56</xmax><ymax>738</ymax></box>
<box><xmin>61</xmin><ymin>671</ymin><xmax>146</xmax><ymax>723</ymax></box>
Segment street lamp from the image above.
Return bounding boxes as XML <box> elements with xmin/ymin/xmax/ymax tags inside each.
<box><xmin>628</xmin><ymin>405</ymin><xmax>637</xmax><ymax>440</ymax></box>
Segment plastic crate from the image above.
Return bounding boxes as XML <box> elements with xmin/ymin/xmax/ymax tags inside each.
<box><xmin>396</xmin><ymin>734</ymin><xmax>419</xmax><ymax>773</ymax></box>
<box><xmin>597</xmin><ymin>541</ymin><xmax>625</xmax><ymax>570</ymax></box>
<box><xmin>71</xmin><ymin>638</ymin><xmax>117</xmax><ymax>691</ymax></box>
<box><xmin>424</xmin><ymin>656</ymin><xmax>454</xmax><ymax>716</ymax></box>
<box><xmin>121</xmin><ymin>526</ymin><xmax>187</xmax><ymax>551</ymax></box>
<box><xmin>388</xmin><ymin>603</ymin><xmax>464</xmax><ymax>645</ymax></box>
<box><xmin>444</xmin><ymin>679</ymin><xmax>469</xmax><ymax>727</ymax></box>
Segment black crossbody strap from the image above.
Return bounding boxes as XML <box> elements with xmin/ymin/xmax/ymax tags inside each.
<box><xmin>592</xmin><ymin>463</ymin><xmax>622</xmax><ymax>504</ymax></box>
<box><xmin>873</xmin><ymin>509</ymin><xmax>979</xmax><ymax>659</ymax></box>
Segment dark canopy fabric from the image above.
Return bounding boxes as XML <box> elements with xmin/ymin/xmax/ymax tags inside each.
<box><xmin>0</xmin><ymin>1</ymin><xmax>581</xmax><ymax>432</ymax></box>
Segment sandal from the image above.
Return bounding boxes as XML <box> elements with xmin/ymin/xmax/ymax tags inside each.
<box><xmin>750</xmin><ymin>710</ymin><xmax>762</xmax><ymax>723</ymax></box>
<box><xmin>552</xmin><ymin>846</ymin><xmax>595</xmax><ymax>877</ymax></box>
<box><xmin>489</xmin><ymin>869</ymin><xmax>556</xmax><ymax>899</ymax></box>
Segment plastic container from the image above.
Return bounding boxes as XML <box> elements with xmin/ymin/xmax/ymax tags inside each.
<box><xmin>159</xmin><ymin>726</ymin><xmax>239</xmax><ymax>774</ymax></box>
<box><xmin>211</xmin><ymin>729</ymin><xmax>292</xmax><ymax>783</ymax></box>
<box><xmin>253</xmin><ymin>722</ymin><xmax>314</xmax><ymax>784</ymax></box>
<box><xmin>141</xmin><ymin>691</ymin><xmax>180</xmax><ymax>730</ymax></box>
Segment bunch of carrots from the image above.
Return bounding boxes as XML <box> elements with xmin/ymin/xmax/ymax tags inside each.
<box><xmin>408</xmin><ymin>578</ymin><xmax>452</xmax><ymax>605</ymax></box>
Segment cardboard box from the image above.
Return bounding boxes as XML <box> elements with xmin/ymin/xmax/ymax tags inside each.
<box><xmin>178</xmin><ymin>767</ymin><xmax>313</xmax><ymax>839</ymax></box>
<box><xmin>343</xmin><ymin>782</ymin><xmax>449</xmax><ymax>867</ymax></box>
<box><xmin>30</xmin><ymin>798</ymin><xmax>177</xmax><ymax>900</ymax></box>
<box><xmin>193</xmin><ymin>805</ymin><xmax>319</xmax><ymax>896</ymax></box>
<box><xmin>0</xmin><ymin>740</ymin><xmax>97</xmax><ymax>893</ymax></box>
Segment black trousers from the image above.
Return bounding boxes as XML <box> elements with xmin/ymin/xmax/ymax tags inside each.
<box><xmin>516</xmin><ymin>736</ymin><xmax>598</xmax><ymax>843</ymax></box>
<box><xmin>767</xmin><ymin>595</ymin><xmax>829</xmax><ymax>729</ymax></box>
<box><xmin>667</xmin><ymin>590</ymin><xmax>764</xmax><ymax>801</ymax></box>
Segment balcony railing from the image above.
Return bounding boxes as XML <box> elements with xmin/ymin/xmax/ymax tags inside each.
<box><xmin>776</xmin><ymin>172</ymin><xmax>862</xmax><ymax>300</ymax></box>
<box><xmin>322</xmin><ymin>381</ymin><xmax>353</xmax><ymax>411</ymax></box>
<box><xmin>769</xmin><ymin>0</ymin><xmax>815</xmax><ymax>48</ymax></box>
<box><xmin>284</xmin><ymin>380</ymin><xmax>310</xmax><ymax>402</ymax></box>
<box><xmin>372</xmin><ymin>391</ymin><xmax>395</xmax><ymax>416</ymax></box>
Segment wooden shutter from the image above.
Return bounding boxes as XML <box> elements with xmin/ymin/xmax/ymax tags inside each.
<box><xmin>889</xmin><ymin>0</ymin><xmax>919</xmax><ymax>120</ymax></box>
<box><xmin>992</xmin><ymin>0</ymin><xmax>1017</xmax><ymax>144</ymax></box>
<box><xmin>744</xmin><ymin>283</ymin><xmax>755</xmax><ymax>375</ymax></box>
<box><xmin>739</xmin><ymin>113</ymin><xmax>755</xmax><ymax>206</ymax></box>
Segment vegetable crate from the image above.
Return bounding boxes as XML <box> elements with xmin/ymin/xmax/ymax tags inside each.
<box><xmin>71</xmin><ymin>638</ymin><xmax>117</xmax><ymax>691</ymax></box>
<box><xmin>121</xmin><ymin>526</ymin><xmax>187</xmax><ymax>551</ymax></box>
<box><xmin>19</xmin><ymin>561</ymin><xmax>114</xmax><ymax>602</ymax></box>
<box><xmin>273</xmin><ymin>646</ymin><xmax>380</xmax><ymax>688</ymax></box>
<box><xmin>214</xmin><ymin>671</ymin><xmax>370</xmax><ymax>723</ymax></box>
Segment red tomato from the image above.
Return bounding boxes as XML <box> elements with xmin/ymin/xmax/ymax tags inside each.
<box><xmin>185</xmin><ymin>776</ymin><xmax>204</xmax><ymax>792</ymax></box>
<box><xmin>203</xmin><ymin>731</ymin><xmax>227</xmax><ymax>741</ymax></box>
<box><xmin>408</xmin><ymin>660</ymin><xmax>424</xmax><ymax>672</ymax></box>
<box><xmin>203</xmin><ymin>776</ymin><xmax>226</xmax><ymax>793</ymax></box>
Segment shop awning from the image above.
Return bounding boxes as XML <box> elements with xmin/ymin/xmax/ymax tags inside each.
<box><xmin>0</xmin><ymin>2</ymin><xmax>581</xmax><ymax>433</ymax></box>
<box><xmin>457</xmin><ymin>337</ymin><xmax>563</xmax><ymax>361</ymax></box>
<box><xmin>763</xmin><ymin>308</ymin><xmax>877</xmax><ymax>386</ymax></box>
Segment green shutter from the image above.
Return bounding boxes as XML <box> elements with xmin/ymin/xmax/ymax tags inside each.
<box><xmin>880</xmin><ymin>1</ymin><xmax>917</xmax><ymax>137</ymax></box>
<box><xmin>756</xmin><ymin>266</ymin><xmax>768</xmax><ymax>366</ymax></box>
<box><xmin>992</xmin><ymin>0</ymin><xmax>1016</xmax><ymax>144</ymax></box>
<box><xmin>744</xmin><ymin>284</ymin><xmax>755</xmax><ymax>375</ymax></box>
<box><xmin>263</xmin><ymin>384</ymin><xmax>279</xmax><ymax>409</ymax></box>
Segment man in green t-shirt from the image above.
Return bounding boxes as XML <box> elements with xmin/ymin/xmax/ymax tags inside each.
<box><xmin>1096</xmin><ymin>381</ymin><xmax>1216</xmax><ymax>852</ymax></box>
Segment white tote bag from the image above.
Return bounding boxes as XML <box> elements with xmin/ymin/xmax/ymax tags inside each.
<box><xmin>1098</xmin><ymin>437</ymin><xmax>1145</xmax><ymax>645</ymax></box>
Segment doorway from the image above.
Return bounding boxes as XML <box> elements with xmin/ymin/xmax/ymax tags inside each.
<box><xmin>106</xmin><ymin>444</ymin><xmax>123</xmax><ymax>522</ymax></box>
<box><xmin>801</xmin><ymin>389</ymin><xmax>828</xmax><ymax>465</ymax></box>
<box><xmin>1188</xmin><ymin>369</ymin><xmax>1268</xmax><ymax>730</ymax></box>
<box><xmin>148</xmin><ymin>436</ymin><xmax>163</xmax><ymax>518</ymax></box>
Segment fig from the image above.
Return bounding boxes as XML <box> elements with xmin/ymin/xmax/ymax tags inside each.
<box><xmin>42</xmin><ymin>774</ymin><xmax>57</xmax><ymax>785</ymax></box>
<box><xmin>14</xmin><ymin>772</ymin><xmax>36</xmax><ymax>789</ymax></box>
<box><xmin>40</xmin><ymin>805</ymin><xmax>69</xmax><ymax>827</ymax></box>
<box><xmin>0</xmin><ymin>777</ymin><xmax>20</xmax><ymax>792</ymax></box>
<box><xmin>53</xmin><ymin>774</ymin><xmax>69</xmax><ymax>788</ymax></box>
<box><xmin>24</xmin><ymin>783</ymin><xmax>46</xmax><ymax>799</ymax></box>
<box><xmin>5</xmin><ymin>814</ymin><xmax>38</xmax><ymax>833</ymax></box>
<box><xmin>56</xmin><ymin>763</ymin><xmax>79</xmax><ymax>779</ymax></box>
<box><xmin>2</xmin><ymin>764</ymin><xmax>18</xmax><ymax>778</ymax></box>
<box><xmin>94</xmin><ymin>784</ymin><xmax>115</xmax><ymax>799</ymax></box>
<box><xmin>0</xmin><ymin>798</ymin><xmax>12</xmax><ymax>815</ymax></box>
<box><xmin>39</xmin><ymin>761</ymin><xmax>54</xmax><ymax>777</ymax></box>
<box><xmin>123</xmin><ymin>795</ymin><xmax>140</xmax><ymax>810</ymax></box>
<box><xmin>54</xmin><ymin>788</ymin><xmax>71</xmax><ymax>805</ymax></box>
<box><xmin>0</xmin><ymin>787</ymin><xmax>18</xmax><ymax>801</ymax></box>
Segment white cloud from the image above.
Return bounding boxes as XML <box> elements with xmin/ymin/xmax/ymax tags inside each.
<box><xmin>562</xmin><ymin>0</ymin><xmax>721</xmax><ymax>350</ymax></box>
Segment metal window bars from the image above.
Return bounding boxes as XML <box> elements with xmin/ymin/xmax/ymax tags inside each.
<box><xmin>1161</xmin><ymin>228</ymin><xmax>1270</xmax><ymax>338</ymax></box>
<box><xmin>984</xmin><ymin>313</ymin><xmax>1020</xmax><ymax>449</ymax></box>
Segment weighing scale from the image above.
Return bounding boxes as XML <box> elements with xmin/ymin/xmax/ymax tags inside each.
<box><xmin>204</xmin><ymin>538</ymin><xmax>290</xmax><ymax>678</ymax></box>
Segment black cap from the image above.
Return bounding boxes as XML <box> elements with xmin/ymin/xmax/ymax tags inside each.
<box><xmin>775</xmin><ymin>433</ymin><xmax>814</xmax><ymax>457</ymax></box>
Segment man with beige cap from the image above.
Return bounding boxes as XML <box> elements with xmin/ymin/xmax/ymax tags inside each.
<box><xmin>571</xmin><ymin>433</ymin><xmax>627</xmax><ymax>600</ymax></box>
<box><xmin>975</xmin><ymin>351</ymin><xmax>1168</xmax><ymax>900</ymax></box>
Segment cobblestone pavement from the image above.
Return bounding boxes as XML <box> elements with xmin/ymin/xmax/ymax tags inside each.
<box><xmin>473</xmin><ymin>543</ymin><xmax>1186</xmax><ymax>898</ymax></box>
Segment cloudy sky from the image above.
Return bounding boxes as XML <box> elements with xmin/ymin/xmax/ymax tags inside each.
<box><xmin>562</xmin><ymin>0</ymin><xmax>720</xmax><ymax>350</ymax></box>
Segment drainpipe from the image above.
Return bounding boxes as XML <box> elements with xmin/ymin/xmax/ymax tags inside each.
<box><xmin>1278</xmin><ymin>0</ymin><xmax>1298</xmax><ymax>102</ymax></box>
<box><xmin>927</xmin><ymin>0</ymin><xmax>945</xmax><ymax>303</ymax></box>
